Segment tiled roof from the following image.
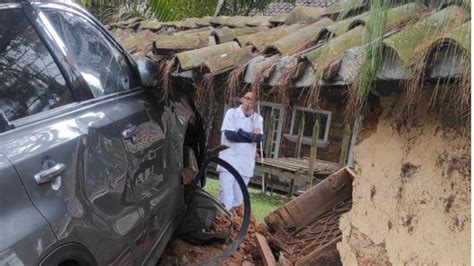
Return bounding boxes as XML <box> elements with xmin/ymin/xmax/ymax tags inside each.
<box><xmin>264</xmin><ymin>0</ymin><xmax>338</xmax><ymax>16</ymax></box>
<box><xmin>111</xmin><ymin>1</ymin><xmax>470</xmax><ymax>91</ymax></box>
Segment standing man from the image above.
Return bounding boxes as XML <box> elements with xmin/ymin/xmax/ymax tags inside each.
<box><xmin>217</xmin><ymin>91</ymin><xmax>263</xmax><ymax>211</ymax></box>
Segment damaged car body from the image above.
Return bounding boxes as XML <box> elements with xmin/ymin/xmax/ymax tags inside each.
<box><xmin>0</xmin><ymin>0</ymin><xmax>250</xmax><ymax>265</ymax></box>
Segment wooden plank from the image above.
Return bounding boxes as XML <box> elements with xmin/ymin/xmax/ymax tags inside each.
<box><xmin>264</xmin><ymin>161</ymin><xmax>305</xmax><ymax>171</ymax></box>
<box><xmin>295</xmin><ymin>113</ymin><xmax>305</xmax><ymax>158</ymax></box>
<box><xmin>259</xmin><ymin>160</ymin><xmax>305</xmax><ymax>171</ymax></box>
<box><xmin>259</xmin><ymin>161</ymin><xmax>302</xmax><ymax>172</ymax></box>
<box><xmin>283</xmin><ymin>157</ymin><xmax>339</xmax><ymax>169</ymax></box>
<box><xmin>258</xmin><ymin>161</ymin><xmax>337</xmax><ymax>176</ymax></box>
<box><xmin>307</xmin><ymin>119</ymin><xmax>319</xmax><ymax>190</ymax></box>
<box><xmin>339</xmin><ymin>123</ymin><xmax>351</xmax><ymax>166</ymax></box>
<box><xmin>262</xmin><ymin>173</ymin><xmax>267</xmax><ymax>193</ymax></box>
<box><xmin>288</xmin><ymin>179</ymin><xmax>296</xmax><ymax>197</ymax></box>
<box><xmin>256</xmin><ymin>165</ymin><xmax>303</xmax><ymax>182</ymax></box>
<box><xmin>266</xmin><ymin>158</ymin><xmax>338</xmax><ymax>174</ymax></box>
<box><xmin>255</xmin><ymin>233</ymin><xmax>277</xmax><ymax>266</ymax></box>
<box><xmin>274</xmin><ymin>159</ymin><xmax>311</xmax><ymax>168</ymax></box>
<box><xmin>271</xmin><ymin>159</ymin><xmax>309</xmax><ymax>168</ymax></box>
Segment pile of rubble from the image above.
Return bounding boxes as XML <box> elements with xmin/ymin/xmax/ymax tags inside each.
<box><xmin>159</xmin><ymin>167</ymin><xmax>354</xmax><ymax>265</ymax></box>
<box><xmin>159</xmin><ymin>206</ymin><xmax>263</xmax><ymax>265</ymax></box>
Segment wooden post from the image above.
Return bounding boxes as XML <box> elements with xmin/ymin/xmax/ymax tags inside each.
<box><xmin>307</xmin><ymin>119</ymin><xmax>319</xmax><ymax>190</ymax></box>
<box><xmin>294</xmin><ymin>113</ymin><xmax>305</xmax><ymax>158</ymax></box>
<box><xmin>339</xmin><ymin>123</ymin><xmax>351</xmax><ymax>167</ymax></box>
<box><xmin>289</xmin><ymin>113</ymin><xmax>305</xmax><ymax>196</ymax></box>
<box><xmin>262</xmin><ymin>114</ymin><xmax>275</xmax><ymax>193</ymax></box>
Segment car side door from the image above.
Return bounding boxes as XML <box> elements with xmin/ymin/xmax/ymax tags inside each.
<box><xmin>0</xmin><ymin>6</ymin><xmax>143</xmax><ymax>265</ymax></box>
<box><xmin>39</xmin><ymin>4</ymin><xmax>181</xmax><ymax>261</ymax></box>
<box><xmin>0</xmin><ymin>151</ymin><xmax>57</xmax><ymax>266</ymax></box>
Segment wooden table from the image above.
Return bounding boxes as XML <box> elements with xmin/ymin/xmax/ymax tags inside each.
<box><xmin>255</xmin><ymin>157</ymin><xmax>340</xmax><ymax>195</ymax></box>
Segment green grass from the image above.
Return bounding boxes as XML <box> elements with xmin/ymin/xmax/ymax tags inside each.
<box><xmin>204</xmin><ymin>177</ymin><xmax>292</xmax><ymax>224</ymax></box>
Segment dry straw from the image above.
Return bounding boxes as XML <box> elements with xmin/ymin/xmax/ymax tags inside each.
<box><xmin>226</xmin><ymin>63</ymin><xmax>248</xmax><ymax>103</ymax></box>
<box><xmin>160</xmin><ymin>57</ymin><xmax>175</xmax><ymax>101</ymax></box>
<box><xmin>249</xmin><ymin>55</ymin><xmax>280</xmax><ymax>103</ymax></box>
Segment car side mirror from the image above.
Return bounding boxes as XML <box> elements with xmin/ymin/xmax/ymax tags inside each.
<box><xmin>136</xmin><ymin>57</ymin><xmax>159</xmax><ymax>88</ymax></box>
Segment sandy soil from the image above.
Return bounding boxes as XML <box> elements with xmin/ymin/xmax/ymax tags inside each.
<box><xmin>337</xmin><ymin>91</ymin><xmax>471</xmax><ymax>265</ymax></box>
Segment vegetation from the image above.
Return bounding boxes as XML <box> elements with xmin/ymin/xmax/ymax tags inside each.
<box><xmin>204</xmin><ymin>177</ymin><xmax>291</xmax><ymax>224</ymax></box>
<box><xmin>345</xmin><ymin>0</ymin><xmax>389</xmax><ymax>121</ymax></box>
<box><xmin>78</xmin><ymin>0</ymin><xmax>295</xmax><ymax>23</ymax></box>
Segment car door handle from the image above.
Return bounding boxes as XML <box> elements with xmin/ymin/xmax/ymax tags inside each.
<box><xmin>122</xmin><ymin>126</ymin><xmax>137</xmax><ymax>140</ymax></box>
<box><xmin>34</xmin><ymin>163</ymin><xmax>66</xmax><ymax>184</ymax></box>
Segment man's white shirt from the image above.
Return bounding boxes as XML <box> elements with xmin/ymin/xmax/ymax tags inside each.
<box><xmin>217</xmin><ymin>105</ymin><xmax>264</xmax><ymax>177</ymax></box>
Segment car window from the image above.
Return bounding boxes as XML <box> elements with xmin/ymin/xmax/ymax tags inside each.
<box><xmin>0</xmin><ymin>9</ymin><xmax>74</xmax><ymax>122</ymax></box>
<box><xmin>43</xmin><ymin>10</ymin><xmax>140</xmax><ymax>97</ymax></box>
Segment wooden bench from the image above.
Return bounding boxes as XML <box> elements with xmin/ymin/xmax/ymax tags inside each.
<box><xmin>255</xmin><ymin>157</ymin><xmax>339</xmax><ymax>196</ymax></box>
<box><xmin>255</xmin><ymin>115</ymin><xmax>351</xmax><ymax>196</ymax></box>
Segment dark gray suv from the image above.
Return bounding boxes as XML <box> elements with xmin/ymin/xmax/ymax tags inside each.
<box><xmin>0</xmin><ymin>1</ymin><xmax>205</xmax><ymax>264</ymax></box>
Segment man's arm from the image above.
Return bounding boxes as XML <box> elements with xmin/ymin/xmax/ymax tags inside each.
<box><xmin>237</xmin><ymin>129</ymin><xmax>263</xmax><ymax>143</ymax></box>
<box><xmin>224</xmin><ymin>130</ymin><xmax>253</xmax><ymax>143</ymax></box>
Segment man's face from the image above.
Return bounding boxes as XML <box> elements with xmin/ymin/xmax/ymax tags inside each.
<box><xmin>241</xmin><ymin>92</ymin><xmax>255</xmax><ymax>114</ymax></box>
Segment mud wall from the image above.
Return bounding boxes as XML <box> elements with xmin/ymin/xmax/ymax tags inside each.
<box><xmin>337</xmin><ymin>91</ymin><xmax>471</xmax><ymax>265</ymax></box>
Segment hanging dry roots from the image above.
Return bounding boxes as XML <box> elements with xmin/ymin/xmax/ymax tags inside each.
<box><xmin>160</xmin><ymin>58</ymin><xmax>175</xmax><ymax>101</ymax></box>
<box><xmin>271</xmin><ymin>62</ymin><xmax>299</xmax><ymax>107</ymax></box>
<box><xmin>399</xmin><ymin>60</ymin><xmax>425</xmax><ymax>130</ymax></box>
<box><xmin>344</xmin><ymin>82</ymin><xmax>364</xmax><ymax>124</ymax></box>
<box><xmin>427</xmin><ymin>41</ymin><xmax>471</xmax><ymax>123</ymax></box>
<box><xmin>250</xmin><ymin>55</ymin><xmax>280</xmax><ymax>103</ymax></box>
<box><xmin>453</xmin><ymin>66</ymin><xmax>471</xmax><ymax>120</ymax></box>
<box><xmin>226</xmin><ymin>63</ymin><xmax>247</xmax><ymax>103</ymax></box>
<box><xmin>195</xmin><ymin>73</ymin><xmax>215</xmax><ymax>112</ymax></box>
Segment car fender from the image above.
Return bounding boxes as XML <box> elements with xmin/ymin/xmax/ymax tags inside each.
<box><xmin>40</xmin><ymin>243</ymin><xmax>97</xmax><ymax>266</ymax></box>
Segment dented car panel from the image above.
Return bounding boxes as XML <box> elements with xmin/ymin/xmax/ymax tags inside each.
<box><xmin>0</xmin><ymin>153</ymin><xmax>57</xmax><ymax>265</ymax></box>
<box><xmin>1</xmin><ymin>97</ymin><xmax>147</xmax><ymax>264</ymax></box>
<box><xmin>0</xmin><ymin>1</ymin><xmax>199</xmax><ymax>265</ymax></box>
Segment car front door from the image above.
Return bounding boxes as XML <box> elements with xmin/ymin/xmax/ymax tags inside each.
<box><xmin>39</xmin><ymin>4</ymin><xmax>182</xmax><ymax>261</ymax></box>
<box><xmin>0</xmin><ymin>6</ymin><xmax>143</xmax><ymax>265</ymax></box>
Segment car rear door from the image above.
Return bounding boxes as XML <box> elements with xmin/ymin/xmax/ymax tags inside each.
<box><xmin>0</xmin><ymin>6</ymin><xmax>143</xmax><ymax>265</ymax></box>
<box><xmin>38</xmin><ymin>4</ymin><xmax>184</xmax><ymax>261</ymax></box>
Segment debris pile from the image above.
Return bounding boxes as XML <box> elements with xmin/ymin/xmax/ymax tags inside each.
<box><xmin>255</xmin><ymin>167</ymin><xmax>354</xmax><ymax>265</ymax></box>
<box><xmin>257</xmin><ymin>199</ymin><xmax>351</xmax><ymax>265</ymax></box>
<box><xmin>159</xmin><ymin>167</ymin><xmax>355</xmax><ymax>265</ymax></box>
<box><xmin>159</xmin><ymin>205</ymin><xmax>262</xmax><ymax>265</ymax></box>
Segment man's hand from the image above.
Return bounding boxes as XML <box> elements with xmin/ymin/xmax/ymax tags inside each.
<box><xmin>253</xmin><ymin>128</ymin><xmax>262</xmax><ymax>134</ymax></box>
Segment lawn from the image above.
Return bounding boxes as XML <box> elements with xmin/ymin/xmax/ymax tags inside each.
<box><xmin>204</xmin><ymin>177</ymin><xmax>292</xmax><ymax>224</ymax></box>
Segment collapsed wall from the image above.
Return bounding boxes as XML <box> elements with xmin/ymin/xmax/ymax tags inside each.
<box><xmin>337</xmin><ymin>90</ymin><xmax>471</xmax><ymax>264</ymax></box>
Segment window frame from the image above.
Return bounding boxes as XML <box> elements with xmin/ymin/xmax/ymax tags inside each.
<box><xmin>284</xmin><ymin>107</ymin><xmax>332</xmax><ymax>148</ymax></box>
<box><xmin>259</xmin><ymin>101</ymin><xmax>284</xmax><ymax>158</ymax></box>
<box><xmin>35</xmin><ymin>2</ymin><xmax>142</xmax><ymax>99</ymax></box>
<box><xmin>0</xmin><ymin>4</ymin><xmax>82</xmax><ymax>130</ymax></box>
